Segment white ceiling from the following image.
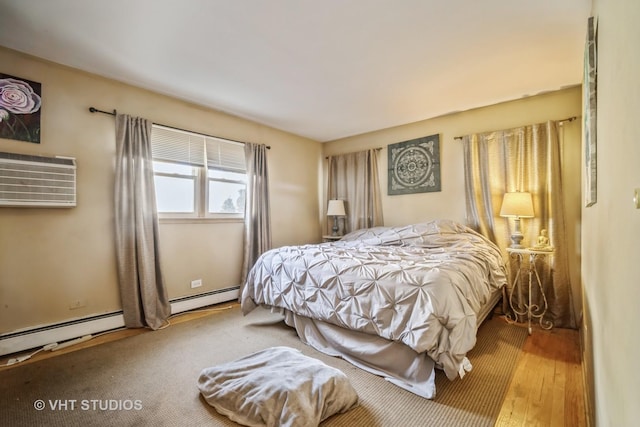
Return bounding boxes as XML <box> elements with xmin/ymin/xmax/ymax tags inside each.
<box><xmin>0</xmin><ymin>0</ymin><xmax>591</xmax><ymax>142</ymax></box>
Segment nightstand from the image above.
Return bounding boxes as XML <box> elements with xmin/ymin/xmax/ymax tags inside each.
<box><xmin>322</xmin><ymin>235</ymin><xmax>343</xmax><ymax>242</ymax></box>
<box><xmin>506</xmin><ymin>247</ymin><xmax>554</xmax><ymax>334</ymax></box>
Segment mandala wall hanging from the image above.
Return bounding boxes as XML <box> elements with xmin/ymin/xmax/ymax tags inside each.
<box><xmin>388</xmin><ymin>134</ymin><xmax>440</xmax><ymax>195</ymax></box>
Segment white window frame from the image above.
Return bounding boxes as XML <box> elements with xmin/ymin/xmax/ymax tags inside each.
<box><xmin>150</xmin><ymin>124</ymin><xmax>246</xmax><ymax>221</ymax></box>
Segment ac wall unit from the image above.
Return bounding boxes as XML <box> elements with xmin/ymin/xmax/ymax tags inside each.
<box><xmin>0</xmin><ymin>151</ymin><xmax>76</xmax><ymax>207</ymax></box>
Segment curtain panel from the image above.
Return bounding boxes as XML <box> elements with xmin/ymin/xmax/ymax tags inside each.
<box><xmin>240</xmin><ymin>143</ymin><xmax>271</xmax><ymax>293</ymax></box>
<box><xmin>114</xmin><ymin>114</ymin><xmax>171</xmax><ymax>330</ymax></box>
<box><xmin>327</xmin><ymin>149</ymin><xmax>383</xmax><ymax>234</ymax></box>
<box><xmin>462</xmin><ymin>121</ymin><xmax>576</xmax><ymax>329</ymax></box>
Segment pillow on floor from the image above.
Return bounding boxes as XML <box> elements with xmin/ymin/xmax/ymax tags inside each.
<box><xmin>198</xmin><ymin>346</ymin><xmax>359</xmax><ymax>427</ymax></box>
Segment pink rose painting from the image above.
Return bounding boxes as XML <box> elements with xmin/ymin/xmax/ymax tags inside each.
<box><xmin>0</xmin><ymin>73</ymin><xmax>42</xmax><ymax>143</ymax></box>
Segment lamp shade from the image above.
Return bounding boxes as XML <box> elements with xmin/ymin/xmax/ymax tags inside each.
<box><xmin>500</xmin><ymin>192</ymin><xmax>534</xmax><ymax>218</ymax></box>
<box><xmin>327</xmin><ymin>199</ymin><xmax>346</xmax><ymax>216</ymax></box>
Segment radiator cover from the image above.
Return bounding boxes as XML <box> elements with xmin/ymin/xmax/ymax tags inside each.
<box><xmin>0</xmin><ymin>151</ymin><xmax>76</xmax><ymax>207</ymax></box>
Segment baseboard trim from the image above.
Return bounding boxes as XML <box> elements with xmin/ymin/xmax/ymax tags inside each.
<box><xmin>170</xmin><ymin>287</ymin><xmax>239</xmax><ymax>314</ymax></box>
<box><xmin>0</xmin><ymin>287</ymin><xmax>239</xmax><ymax>356</ymax></box>
<box><xmin>579</xmin><ymin>317</ymin><xmax>596</xmax><ymax>427</ymax></box>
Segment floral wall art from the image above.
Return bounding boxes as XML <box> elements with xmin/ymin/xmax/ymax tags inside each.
<box><xmin>0</xmin><ymin>73</ymin><xmax>42</xmax><ymax>143</ymax></box>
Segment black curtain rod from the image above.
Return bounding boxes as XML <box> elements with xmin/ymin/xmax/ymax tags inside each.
<box><xmin>89</xmin><ymin>107</ymin><xmax>270</xmax><ymax>149</ymax></box>
<box><xmin>325</xmin><ymin>147</ymin><xmax>382</xmax><ymax>160</ymax></box>
<box><xmin>453</xmin><ymin>116</ymin><xmax>578</xmax><ymax>140</ymax></box>
<box><xmin>557</xmin><ymin>116</ymin><xmax>578</xmax><ymax>123</ymax></box>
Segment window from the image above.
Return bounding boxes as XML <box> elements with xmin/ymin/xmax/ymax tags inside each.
<box><xmin>151</xmin><ymin>125</ymin><xmax>246</xmax><ymax>219</ymax></box>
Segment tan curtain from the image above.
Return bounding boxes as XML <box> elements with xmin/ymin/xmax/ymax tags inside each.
<box><xmin>114</xmin><ymin>114</ymin><xmax>171</xmax><ymax>330</ymax></box>
<box><xmin>462</xmin><ymin>121</ymin><xmax>576</xmax><ymax>329</ymax></box>
<box><xmin>240</xmin><ymin>143</ymin><xmax>271</xmax><ymax>293</ymax></box>
<box><xmin>327</xmin><ymin>149</ymin><xmax>383</xmax><ymax>234</ymax></box>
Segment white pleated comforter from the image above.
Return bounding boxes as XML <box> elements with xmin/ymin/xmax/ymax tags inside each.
<box><xmin>241</xmin><ymin>220</ymin><xmax>506</xmax><ymax>380</ymax></box>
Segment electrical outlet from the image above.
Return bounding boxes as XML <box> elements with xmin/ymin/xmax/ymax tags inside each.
<box><xmin>190</xmin><ymin>279</ymin><xmax>202</xmax><ymax>289</ymax></box>
<box><xmin>69</xmin><ymin>299</ymin><xmax>86</xmax><ymax>310</ymax></box>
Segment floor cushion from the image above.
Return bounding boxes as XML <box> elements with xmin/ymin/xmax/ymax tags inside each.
<box><xmin>198</xmin><ymin>346</ymin><xmax>359</xmax><ymax>427</ymax></box>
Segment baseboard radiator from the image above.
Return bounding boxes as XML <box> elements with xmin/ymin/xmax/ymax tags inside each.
<box><xmin>0</xmin><ymin>287</ymin><xmax>239</xmax><ymax>357</ymax></box>
<box><xmin>0</xmin><ymin>151</ymin><xmax>76</xmax><ymax>207</ymax></box>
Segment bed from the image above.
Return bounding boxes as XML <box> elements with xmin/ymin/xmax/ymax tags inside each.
<box><xmin>240</xmin><ymin>219</ymin><xmax>507</xmax><ymax>398</ymax></box>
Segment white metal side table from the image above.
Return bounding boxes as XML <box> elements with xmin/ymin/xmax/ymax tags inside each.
<box><xmin>506</xmin><ymin>247</ymin><xmax>554</xmax><ymax>334</ymax></box>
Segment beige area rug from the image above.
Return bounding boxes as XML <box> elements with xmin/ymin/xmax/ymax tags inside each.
<box><xmin>0</xmin><ymin>306</ymin><xmax>527</xmax><ymax>426</ymax></box>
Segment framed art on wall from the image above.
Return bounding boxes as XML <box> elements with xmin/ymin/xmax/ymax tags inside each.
<box><xmin>583</xmin><ymin>16</ymin><xmax>597</xmax><ymax>207</ymax></box>
<box><xmin>0</xmin><ymin>73</ymin><xmax>42</xmax><ymax>144</ymax></box>
<box><xmin>388</xmin><ymin>134</ymin><xmax>440</xmax><ymax>195</ymax></box>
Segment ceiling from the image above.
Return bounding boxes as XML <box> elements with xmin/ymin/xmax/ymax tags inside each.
<box><xmin>0</xmin><ymin>0</ymin><xmax>591</xmax><ymax>142</ymax></box>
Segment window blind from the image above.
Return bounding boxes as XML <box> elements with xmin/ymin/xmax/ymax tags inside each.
<box><xmin>151</xmin><ymin>125</ymin><xmax>245</xmax><ymax>172</ymax></box>
<box><xmin>205</xmin><ymin>137</ymin><xmax>245</xmax><ymax>173</ymax></box>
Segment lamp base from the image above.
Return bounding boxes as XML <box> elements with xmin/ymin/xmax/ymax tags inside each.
<box><xmin>509</xmin><ymin>217</ymin><xmax>525</xmax><ymax>248</ymax></box>
<box><xmin>332</xmin><ymin>216</ymin><xmax>339</xmax><ymax>236</ymax></box>
<box><xmin>509</xmin><ymin>232</ymin><xmax>525</xmax><ymax>249</ymax></box>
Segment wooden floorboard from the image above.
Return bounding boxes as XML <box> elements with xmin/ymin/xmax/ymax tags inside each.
<box><xmin>496</xmin><ymin>323</ymin><xmax>587</xmax><ymax>427</ymax></box>
<box><xmin>1</xmin><ymin>305</ymin><xmax>587</xmax><ymax>426</ymax></box>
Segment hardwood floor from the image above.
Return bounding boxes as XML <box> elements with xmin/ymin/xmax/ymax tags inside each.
<box><xmin>1</xmin><ymin>304</ymin><xmax>587</xmax><ymax>426</ymax></box>
<box><xmin>496</xmin><ymin>323</ymin><xmax>587</xmax><ymax>427</ymax></box>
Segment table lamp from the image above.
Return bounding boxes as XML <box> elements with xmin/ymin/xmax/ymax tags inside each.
<box><xmin>327</xmin><ymin>199</ymin><xmax>346</xmax><ymax>236</ymax></box>
<box><xmin>500</xmin><ymin>191</ymin><xmax>534</xmax><ymax>248</ymax></box>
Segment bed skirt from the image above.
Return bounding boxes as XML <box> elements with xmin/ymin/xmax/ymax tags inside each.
<box><xmin>279</xmin><ymin>289</ymin><xmax>502</xmax><ymax>399</ymax></box>
<box><xmin>282</xmin><ymin>310</ymin><xmax>438</xmax><ymax>399</ymax></box>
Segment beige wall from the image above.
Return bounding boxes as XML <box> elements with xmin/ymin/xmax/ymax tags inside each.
<box><xmin>0</xmin><ymin>47</ymin><xmax>322</xmax><ymax>333</ymax></box>
<box><xmin>324</xmin><ymin>88</ymin><xmax>583</xmax><ymax>225</ymax></box>
<box><xmin>584</xmin><ymin>1</ymin><xmax>640</xmax><ymax>426</ymax></box>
